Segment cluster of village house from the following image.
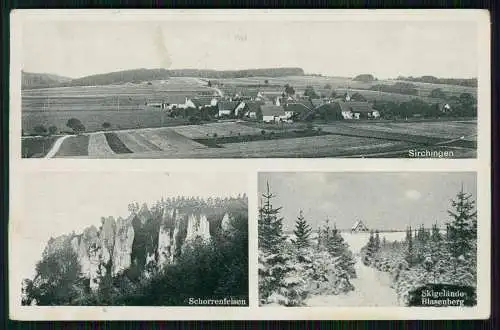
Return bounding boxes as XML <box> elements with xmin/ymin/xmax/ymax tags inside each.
<box><xmin>145</xmin><ymin>88</ymin><xmax>381</xmax><ymax>123</ymax></box>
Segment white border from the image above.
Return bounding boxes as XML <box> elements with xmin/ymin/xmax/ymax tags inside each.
<box><xmin>9</xmin><ymin>9</ymin><xmax>491</xmax><ymax>320</ymax></box>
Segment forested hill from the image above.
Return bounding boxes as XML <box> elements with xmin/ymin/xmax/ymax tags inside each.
<box><xmin>21</xmin><ymin>71</ymin><xmax>72</xmax><ymax>89</ymax></box>
<box><xmin>22</xmin><ymin>67</ymin><xmax>305</xmax><ymax>89</ymax></box>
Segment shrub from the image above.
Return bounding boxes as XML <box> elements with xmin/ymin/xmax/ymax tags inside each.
<box><xmin>188</xmin><ymin>116</ymin><xmax>200</xmax><ymax>124</ymax></box>
<box><xmin>66</xmin><ymin>118</ymin><xmax>86</xmax><ymax>134</ymax></box>
<box><xmin>33</xmin><ymin>125</ymin><xmax>48</xmax><ymax>135</ymax></box>
<box><xmin>47</xmin><ymin>126</ymin><xmax>58</xmax><ymax>135</ymax></box>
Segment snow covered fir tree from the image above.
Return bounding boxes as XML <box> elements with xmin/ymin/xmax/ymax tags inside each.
<box><xmin>21</xmin><ymin>195</ymin><xmax>249</xmax><ymax>306</ymax></box>
<box><xmin>258</xmin><ymin>182</ymin><xmax>357</xmax><ymax>306</ymax></box>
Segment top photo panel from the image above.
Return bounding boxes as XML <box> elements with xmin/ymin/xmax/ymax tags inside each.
<box><xmin>15</xmin><ymin>10</ymin><xmax>489</xmax><ymax>159</ymax></box>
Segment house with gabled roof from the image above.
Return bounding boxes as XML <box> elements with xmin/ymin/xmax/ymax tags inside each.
<box><xmin>439</xmin><ymin>102</ymin><xmax>453</xmax><ymax>113</ymax></box>
<box><xmin>164</xmin><ymin>95</ymin><xmax>194</xmax><ymax>110</ymax></box>
<box><xmin>243</xmin><ymin>101</ymin><xmax>263</xmax><ymax>120</ymax></box>
<box><xmin>190</xmin><ymin>96</ymin><xmax>218</xmax><ymax>109</ymax></box>
<box><xmin>218</xmin><ymin>101</ymin><xmax>241</xmax><ymax>117</ymax></box>
<box><xmin>336</xmin><ymin>101</ymin><xmax>379</xmax><ymax>119</ymax></box>
<box><xmin>282</xmin><ymin>99</ymin><xmax>314</xmax><ymax>120</ymax></box>
<box><xmin>261</xmin><ymin>105</ymin><xmax>286</xmax><ymax>122</ymax></box>
<box><xmin>351</xmin><ymin>220</ymin><xmax>369</xmax><ymax>232</ymax></box>
<box><xmin>242</xmin><ymin>89</ymin><xmax>264</xmax><ymax>100</ymax></box>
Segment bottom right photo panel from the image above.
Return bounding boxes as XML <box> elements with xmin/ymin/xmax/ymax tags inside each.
<box><xmin>258</xmin><ymin>171</ymin><xmax>478</xmax><ymax>308</ymax></box>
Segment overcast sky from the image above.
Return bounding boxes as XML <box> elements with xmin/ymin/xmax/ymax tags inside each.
<box><xmin>21</xmin><ymin>17</ymin><xmax>480</xmax><ymax>79</ymax></box>
<box><xmin>13</xmin><ymin>171</ymin><xmax>246</xmax><ymax>280</ymax></box>
<box><xmin>258</xmin><ymin>172</ymin><xmax>476</xmax><ymax>232</ymax></box>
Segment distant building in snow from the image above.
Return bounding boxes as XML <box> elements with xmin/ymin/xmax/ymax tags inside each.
<box><xmin>351</xmin><ymin>220</ymin><xmax>369</xmax><ymax>232</ymax></box>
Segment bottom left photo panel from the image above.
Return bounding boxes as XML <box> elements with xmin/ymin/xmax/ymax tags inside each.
<box><xmin>11</xmin><ymin>171</ymin><xmax>249</xmax><ymax>307</ymax></box>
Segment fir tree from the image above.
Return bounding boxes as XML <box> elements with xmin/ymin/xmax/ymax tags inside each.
<box><xmin>317</xmin><ymin>220</ymin><xmax>356</xmax><ymax>290</ymax></box>
<box><xmin>258</xmin><ymin>181</ymin><xmax>286</xmax><ymax>253</ymax></box>
<box><xmin>405</xmin><ymin>226</ymin><xmax>416</xmax><ymax>266</ymax></box>
<box><xmin>258</xmin><ymin>182</ymin><xmax>303</xmax><ymax>306</ymax></box>
<box><xmin>365</xmin><ymin>230</ymin><xmax>378</xmax><ymax>260</ymax></box>
<box><xmin>374</xmin><ymin>230</ymin><xmax>381</xmax><ymax>252</ymax></box>
<box><xmin>446</xmin><ymin>185</ymin><xmax>477</xmax><ymax>260</ymax></box>
<box><xmin>431</xmin><ymin>223</ymin><xmax>442</xmax><ymax>242</ymax></box>
<box><xmin>291</xmin><ymin>210</ymin><xmax>312</xmax><ymax>250</ymax></box>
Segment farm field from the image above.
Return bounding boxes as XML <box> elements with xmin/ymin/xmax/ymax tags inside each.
<box><xmin>22</xmin><ymin>77</ymin><xmax>212</xmax><ymax>98</ymax></box>
<box><xmin>31</xmin><ymin>119</ymin><xmax>477</xmax><ymax>159</ymax></box>
<box><xmin>22</xmin><ymin>110</ymin><xmax>187</xmax><ymax>134</ymax></box>
<box><xmin>340</xmin><ymin>121</ymin><xmax>477</xmax><ymax>141</ymax></box>
<box><xmin>54</xmin><ymin>135</ymin><xmax>90</xmax><ymax>157</ymax></box>
<box><xmin>88</xmin><ymin>133</ymin><xmax>115</xmax><ymax>157</ymax></box>
<box><xmin>108</xmin><ymin>134</ymin><xmax>411</xmax><ymax>159</ymax></box>
<box><xmin>23</xmin><ymin>86</ymin><xmax>209</xmax><ymax>112</ymax></box>
<box><xmin>169</xmin><ymin>122</ymin><xmax>272</xmax><ymax>139</ymax></box>
<box><xmin>21</xmin><ymin>77</ymin><xmax>215</xmax><ymax>133</ymax></box>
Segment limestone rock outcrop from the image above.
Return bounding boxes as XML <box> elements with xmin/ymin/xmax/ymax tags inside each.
<box><xmin>185</xmin><ymin>213</ymin><xmax>211</xmax><ymax>242</ymax></box>
<box><xmin>41</xmin><ymin>202</ymin><xmax>245</xmax><ymax>292</ymax></box>
<box><xmin>112</xmin><ymin>216</ymin><xmax>135</xmax><ymax>276</ymax></box>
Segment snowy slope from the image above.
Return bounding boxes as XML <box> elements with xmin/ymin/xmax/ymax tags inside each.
<box><xmin>305</xmin><ymin>255</ymin><xmax>401</xmax><ymax>307</ymax></box>
<box><xmin>303</xmin><ymin>232</ymin><xmax>407</xmax><ymax>307</ymax></box>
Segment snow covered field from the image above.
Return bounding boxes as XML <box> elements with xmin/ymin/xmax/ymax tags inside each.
<box><xmin>305</xmin><ymin>255</ymin><xmax>400</xmax><ymax>306</ymax></box>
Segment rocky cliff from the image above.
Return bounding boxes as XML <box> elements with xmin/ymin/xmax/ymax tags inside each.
<box><xmin>42</xmin><ymin>199</ymin><xmax>245</xmax><ymax>291</ymax></box>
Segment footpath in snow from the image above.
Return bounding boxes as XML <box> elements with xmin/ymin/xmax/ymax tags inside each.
<box><xmin>305</xmin><ymin>256</ymin><xmax>400</xmax><ymax>306</ymax></box>
<box><xmin>305</xmin><ymin>232</ymin><xmax>404</xmax><ymax>307</ymax></box>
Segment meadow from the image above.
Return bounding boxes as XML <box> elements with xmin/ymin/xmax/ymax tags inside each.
<box><xmin>22</xmin><ymin>77</ymin><xmax>213</xmax><ymax>133</ymax></box>
<box><xmin>22</xmin><ymin>110</ymin><xmax>187</xmax><ymax>134</ymax></box>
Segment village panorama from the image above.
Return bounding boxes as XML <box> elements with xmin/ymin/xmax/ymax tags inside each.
<box><xmin>21</xmin><ymin>68</ymin><xmax>477</xmax><ymax>159</ymax></box>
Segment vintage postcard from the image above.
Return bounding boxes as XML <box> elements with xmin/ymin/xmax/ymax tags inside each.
<box><xmin>9</xmin><ymin>9</ymin><xmax>491</xmax><ymax>321</ymax></box>
<box><xmin>11</xmin><ymin>9</ymin><xmax>489</xmax><ymax>159</ymax></box>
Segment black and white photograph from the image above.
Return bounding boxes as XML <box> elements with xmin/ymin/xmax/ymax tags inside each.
<box><xmin>16</xmin><ymin>10</ymin><xmax>485</xmax><ymax>159</ymax></box>
<box><xmin>14</xmin><ymin>171</ymin><xmax>249</xmax><ymax>307</ymax></box>
<box><xmin>258</xmin><ymin>172</ymin><xmax>478</xmax><ymax>307</ymax></box>
<box><xmin>9</xmin><ymin>9</ymin><xmax>491</xmax><ymax>322</ymax></box>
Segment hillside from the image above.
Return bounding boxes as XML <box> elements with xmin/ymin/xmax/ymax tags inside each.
<box><xmin>22</xmin><ymin>67</ymin><xmax>305</xmax><ymax>89</ymax></box>
<box><xmin>21</xmin><ymin>71</ymin><xmax>72</xmax><ymax>89</ymax></box>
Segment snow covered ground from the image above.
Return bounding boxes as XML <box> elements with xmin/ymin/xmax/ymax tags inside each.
<box><xmin>305</xmin><ymin>255</ymin><xmax>401</xmax><ymax>306</ymax></box>
<box><xmin>304</xmin><ymin>232</ymin><xmax>406</xmax><ymax>307</ymax></box>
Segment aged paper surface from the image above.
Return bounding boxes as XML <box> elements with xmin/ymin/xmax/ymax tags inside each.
<box><xmin>9</xmin><ymin>9</ymin><xmax>490</xmax><ymax>320</ymax></box>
